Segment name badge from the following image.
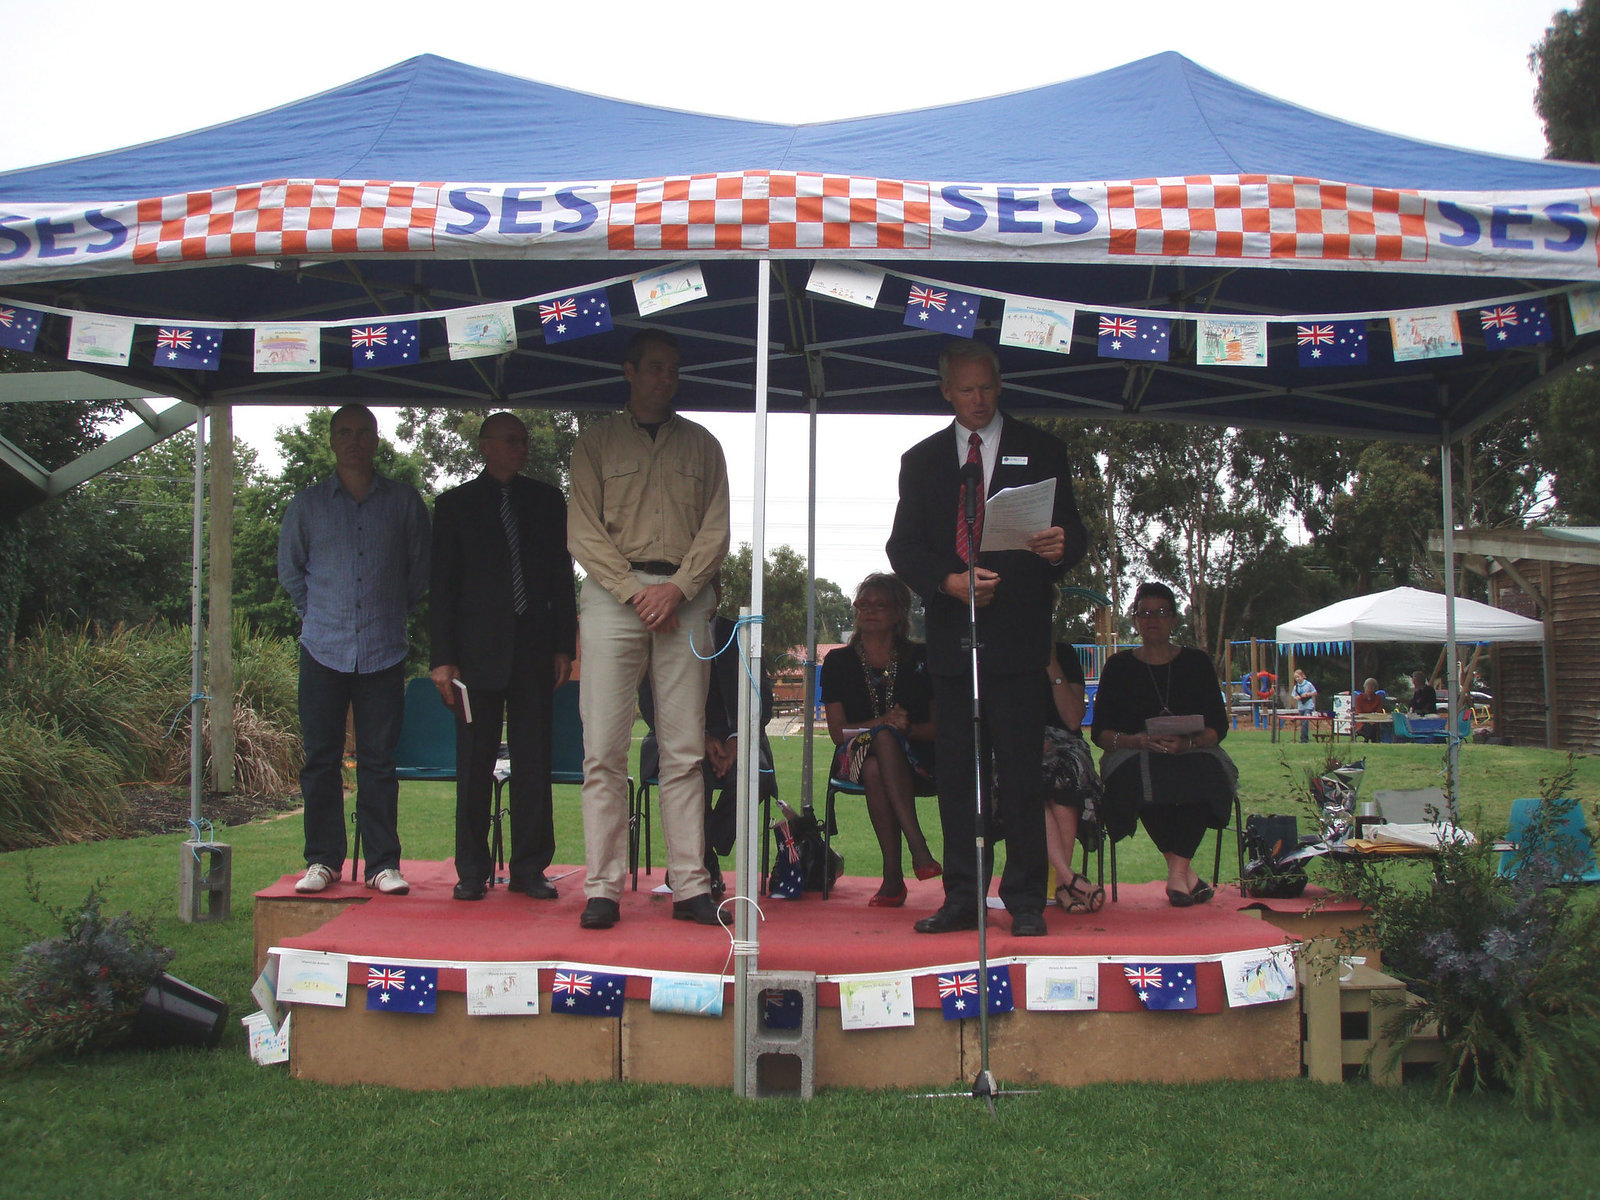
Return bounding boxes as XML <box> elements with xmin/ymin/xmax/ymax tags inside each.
<box><xmin>1001</xmin><ymin>455</ymin><xmax>1028</xmax><ymax>466</ymax></box>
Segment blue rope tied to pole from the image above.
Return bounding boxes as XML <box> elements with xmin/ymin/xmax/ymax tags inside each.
<box><xmin>166</xmin><ymin>691</ymin><xmax>210</xmax><ymax>738</ymax></box>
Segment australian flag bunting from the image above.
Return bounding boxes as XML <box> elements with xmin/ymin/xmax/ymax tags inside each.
<box><xmin>540</xmin><ymin>289</ymin><xmax>614</xmax><ymax>344</ymax></box>
<box><xmin>1097</xmin><ymin>313</ymin><xmax>1170</xmax><ymax>361</ymax></box>
<box><xmin>153</xmin><ymin>327</ymin><xmax>223</xmax><ymax>371</ymax></box>
<box><xmin>350</xmin><ymin>321</ymin><xmax>420</xmax><ymax>369</ymax></box>
<box><xmin>365</xmin><ymin>963</ymin><xmax>437</xmax><ymax>1013</ymax></box>
<box><xmin>553</xmin><ymin>969</ymin><xmax>626</xmax><ymax>1016</ymax></box>
<box><xmin>1479</xmin><ymin>300</ymin><xmax>1552</xmax><ymax>349</ymax></box>
<box><xmin>938</xmin><ymin>966</ymin><xmax>1015</xmax><ymax>1020</ymax></box>
<box><xmin>1296</xmin><ymin>321</ymin><xmax>1368</xmax><ymax>367</ymax></box>
<box><xmin>1123</xmin><ymin>962</ymin><xmax>1197</xmax><ymax>1011</ymax></box>
<box><xmin>903</xmin><ymin>284</ymin><xmax>979</xmax><ymax>336</ymax></box>
<box><xmin>0</xmin><ymin>303</ymin><xmax>43</xmax><ymax>352</ymax></box>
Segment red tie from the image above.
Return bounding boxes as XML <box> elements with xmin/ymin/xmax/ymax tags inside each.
<box><xmin>956</xmin><ymin>432</ymin><xmax>984</xmax><ymax>565</ymax></box>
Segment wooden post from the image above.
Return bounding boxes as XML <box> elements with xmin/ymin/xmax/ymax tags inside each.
<box><xmin>207</xmin><ymin>404</ymin><xmax>236</xmax><ymax>794</ymax></box>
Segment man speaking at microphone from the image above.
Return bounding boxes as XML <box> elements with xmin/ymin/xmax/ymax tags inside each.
<box><xmin>887</xmin><ymin>338</ymin><xmax>1087</xmax><ymax>937</ymax></box>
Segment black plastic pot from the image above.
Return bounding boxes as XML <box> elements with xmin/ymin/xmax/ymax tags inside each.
<box><xmin>131</xmin><ymin>972</ymin><xmax>229</xmax><ymax>1049</ymax></box>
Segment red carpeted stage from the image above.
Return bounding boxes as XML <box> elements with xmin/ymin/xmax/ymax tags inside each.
<box><xmin>256</xmin><ymin>863</ymin><xmax>1363</xmax><ymax>1091</ymax></box>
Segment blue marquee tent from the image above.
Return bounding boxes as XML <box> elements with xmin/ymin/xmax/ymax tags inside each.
<box><xmin>1</xmin><ymin>50</ymin><xmax>1597</xmax><ymax>447</ymax></box>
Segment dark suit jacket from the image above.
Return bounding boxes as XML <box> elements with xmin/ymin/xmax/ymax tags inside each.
<box><xmin>887</xmin><ymin>414</ymin><xmax>1087</xmax><ymax>677</ymax></box>
<box><xmin>429</xmin><ymin>472</ymin><xmax>577</xmax><ymax>690</ymax></box>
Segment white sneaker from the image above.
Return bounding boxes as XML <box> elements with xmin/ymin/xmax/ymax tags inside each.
<box><xmin>365</xmin><ymin>867</ymin><xmax>410</xmax><ymax>895</ymax></box>
<box><xmin>294</xmin><ymin>863</ymin><xmax>335</xmax><ymax>894</ymax></box>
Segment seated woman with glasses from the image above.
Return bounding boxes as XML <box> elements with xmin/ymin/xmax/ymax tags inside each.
<box><xmin>1090</xmin><ymin>582</ymin><xmax>1237</xmax><ymax>907</ymax></box>
<box><xmin>820</xmin><ymin>573</ymin><xmax>940</xmax><ymax>907</ymax></box>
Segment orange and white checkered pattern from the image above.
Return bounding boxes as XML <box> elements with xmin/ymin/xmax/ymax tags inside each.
<box><xmin>1106</xmin><ymin>175</ymin><xmax>1428</xmax><ymax>263</ymax></box>
<box><xmin>131</xmin><ymin>180</ymin><xmax>440</xmax><ymax>265</ymax></box>
<box><xmin>607</xmin><ymin>171</ymin><xmax>932</xmax><ymax>251</ymax></box>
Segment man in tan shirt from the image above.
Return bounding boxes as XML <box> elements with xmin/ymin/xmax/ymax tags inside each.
<box><xmin>568</xmin><ymin>329</ymin><xmax>731</xmax><ymax>928</ymax></box>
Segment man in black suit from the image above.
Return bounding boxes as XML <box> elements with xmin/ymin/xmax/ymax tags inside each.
<box><xmin>430</xmin><ymin>412</ymin><xmax>577</xmax><ymax>901</ymax></box>
<box><xmin>887</xmin><ymin>339</ymin><xmax>1088</xmax><ymax>936</ymax></box>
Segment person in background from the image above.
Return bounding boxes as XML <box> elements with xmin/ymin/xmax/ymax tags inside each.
<box><xmin>1041</xmin><ymin>639</ymin><xmax>1103</xmax><ymax>913</ymax></box>
<box><xmin>821</xmin><ymin>573</ymin><xmax>939</xmax><ymax>907</ymax></box>
<box><xmin>1291</xmin><ymin>668</ymin><xmax>1317</xmax><ymax>742</ymax></box>
<box><xmin>429</xmin><ymin>412</ymin><xmax>576</xmax><ymax>902</ymax></box>
<box><xmin>1410</xmin><ymin>671</ymin><xmax>1439</xmax><ymax>716</ymax></box>
<box><xmin>1352</xmin><ymin>676</ymin><xmax>1386</xmax><ymax>743</ymax></box>
<box><xmin>1091</xmin><ymin>582</ymin><xmax>1236</xmax><ymax>908</ymax></box>
<box><xmin>278</xmin><ymin>404</ymin><xmax>430</xmax><ymax>897</ymax></box>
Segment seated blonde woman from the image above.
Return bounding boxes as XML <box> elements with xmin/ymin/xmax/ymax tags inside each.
<box><xmin>821</xmin><ymin>574</ymin><xmax>939</xmax><ymax>907</ymax></box>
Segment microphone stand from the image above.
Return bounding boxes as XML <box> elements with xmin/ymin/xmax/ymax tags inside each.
<box><xmin>961</xmin><ymin>459</ymin><xmax>998</xmax><ymax>1112</ymax></box>
<box><xmin>918</xmin><ymin>461</ymin><xmax>1038</xmax><ymax>1114</ymax></box>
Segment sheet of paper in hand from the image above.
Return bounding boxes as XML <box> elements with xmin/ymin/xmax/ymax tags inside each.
<box><xmin>1145</xmin><ymin>713</ymin><xmax>1205</xmax><ymax>737</ymax></box>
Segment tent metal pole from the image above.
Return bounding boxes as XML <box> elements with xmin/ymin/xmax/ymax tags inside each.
<box><xmin>802</xmin><ymin>393</ymin><xmax>818</xmax><ymax>814</ymax></box>
<box><xmin>733</xmin><ymin>258</ymin><xmax>772</xmax><ymax>1097</ymax></box>
<box><xmin>188</xmin><ymin>406</ymin><xmax>207</xmax><ymax>828</ymax></box>
<box><xmin>1440</xmin><ymin>417</ymin><xmax>1460</xmax><ymax>811</ymax></box>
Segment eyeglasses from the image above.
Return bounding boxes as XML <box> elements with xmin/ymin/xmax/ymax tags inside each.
<box><xmin>1134</xmin><ymin>608</ymin><xmax>1173</xmax><ymax>619</ymax></box>
<box><xmin>853</xmin><ymin>598</ymin><xmax>891</xmax><ymax>611</ymax></box>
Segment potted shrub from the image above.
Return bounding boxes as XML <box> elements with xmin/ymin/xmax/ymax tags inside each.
<box><xmin>1</xmin><ymin>880</ymin><xmax>227</xmax><ymax>1071</ymax></box>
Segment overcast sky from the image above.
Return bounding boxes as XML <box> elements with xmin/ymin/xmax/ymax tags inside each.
<box><xmin>0</xmin><ymin>0</ymin><xmax>1568</xmax><ymax>590</ymax></box>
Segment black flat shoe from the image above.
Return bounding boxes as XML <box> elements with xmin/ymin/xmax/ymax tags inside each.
<box><xmin>1189</xmin><ymin>879</ymin><xmax>1215</xmax><ymax>904</ymax></box>
<box><xmin>509</xmin><ymin>876</ymin><xmax>558</xmax><ymax>900</ymax></box>
<box><xmin>914</xmin><ymin>904</ymin><xmax>981</xmax><ymax>934</ymax></box>
<box><xmin>579</xmin><ymin>897</ymin><xmax>620</xmax><ymax>929</ymax></box>
<box><xmin>1166</xmin><ymin>887</ymin><xmax>1195</xmax><ymax>908</ymax></box>
<box><xmin>672</xmin><ymin>893</ymin><xmax>731</xmax><ymax>926</ymax></box>
<box><xmin>452</xmin><ymin>881</ymin><xmax>486</xmax><ymax>901</ymax></box>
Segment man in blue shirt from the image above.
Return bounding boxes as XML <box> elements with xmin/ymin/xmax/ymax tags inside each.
<box><xmin>278</xmin><ymin>404</ymin><xmax>430</xmax><ymax>895</ymax></box>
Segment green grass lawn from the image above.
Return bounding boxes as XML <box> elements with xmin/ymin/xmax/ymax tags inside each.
<box><xmin>1</xmin><ymin>724</ymin><xmax>1595</xmax><ymax>1198</ymax></box>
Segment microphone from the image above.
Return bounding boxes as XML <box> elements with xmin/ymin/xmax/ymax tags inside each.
<box><xmin>960</xmin><ymin>460</ymin><xmax>984</xmax><ymax>524</ymax></box>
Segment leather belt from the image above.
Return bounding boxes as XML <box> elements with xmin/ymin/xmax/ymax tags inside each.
<box><xmin>629</xmin><ymin>560</ymin><xmax>680</xmax><ymax>574</ymax></box>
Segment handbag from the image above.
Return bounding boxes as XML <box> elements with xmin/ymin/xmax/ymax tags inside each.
<box><xmin>767</xmin><ymin>799</ymin><xmax>843</xmax><ymax>898</ymax></box>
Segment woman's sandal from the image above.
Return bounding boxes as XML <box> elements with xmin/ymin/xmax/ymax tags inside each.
<box><xmin>1056</xmin><ymin>872</ymin><xmax>1105</xmax><ymax>914</ymax></box>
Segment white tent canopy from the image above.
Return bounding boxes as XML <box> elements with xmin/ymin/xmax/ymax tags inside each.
<box><xmin>1276</xmin><ymin>586</ymin><xmax>1544</xmax><ymax>647</ymax></box>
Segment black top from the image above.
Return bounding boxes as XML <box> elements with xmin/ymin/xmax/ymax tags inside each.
<box><xmin>820</xmin><ymin>640</ymin><xmax>934</xmax><ymax>727</ymax></box>
<box><xmin>1042</xmin><ymin>641</ymin><xmax>1087</xmax><ymax>733</ymax></box>
<box><xmin>1410</xmin><ymin>683</ymin><xmax>1438</xmax><ymax>715</ymax></box>
<box><xmin>1090</xmin><ymin>646</ymin><xmax>1228</xmax><ymax>741</ymax></box>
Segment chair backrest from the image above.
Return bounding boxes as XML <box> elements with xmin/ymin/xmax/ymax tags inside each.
<box><xmin>395</xmin><ymin>677</ymin><xmax>457</xmax><ymax>779</ymax></box>
<box><xmin>1372</xmin><ymin>787</ymin><xmax>1447</xmax><ymax>824</ymax></box>
<box><xmin>1500</xmin><ymin>797</ymin><xmax>1600</xmax><ymax>883</ymax></box>
<box><xmin>550</xmin><ymin>680</ymin><xmax>584</xmax><ymax>784</ymax></box>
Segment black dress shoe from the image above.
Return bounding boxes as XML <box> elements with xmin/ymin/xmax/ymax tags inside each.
<box><xmin>452</xmin><ymin>881</ymin><xmax>487</xmax><ymax>901</ymax></box>
<box><xmin>579</xmin><ymin>897</ymin><xmax>620</xmax><ymax>929</ymax></box>
<box><xmin>671</xmin><ymin>892</ymin><xmax>730</xmax><ymax>926</ymax></box>
<box><xmin>508</xmin><ymin>876</ymin><xmax>559</xmax><ymax>900</ymax></box>
<box><xmin>1010</xmin><ymin>909</ymin><xmax>1048</xmax><ymax>937</ymax></box>
<box><xmin>914</xmin><ymin>904</ymin><xmax>981</xmax><ymax>934</ymax></box>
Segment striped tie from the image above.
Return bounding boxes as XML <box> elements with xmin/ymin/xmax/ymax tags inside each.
<box><xmin>956</xmin><ymin>432</ymin><xmax>985</xmax><ymax>565</ymax></box>
<box><xmin>498</xmin><ymin>483</ymin><xmax>529</xmax><ymax>616</ymax></box>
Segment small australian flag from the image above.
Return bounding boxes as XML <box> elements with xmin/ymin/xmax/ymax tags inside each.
<box><xmin>553</xmin><ymin>969</ymin><xmax>626</xmax><ymax>1016</ymax></box>
<box><xmin>540</xmin><ymin>289</ymin><xmax>613</xmax><ymax>344</ymax></box>
<box><xmin>761</xmin><ymin>986</ymin><xmax>804</xmax><ymax>1030</ymax></box>
<box><xmin>1123</xmin><ymin>962</ymin><xmax>1197</xmax><ymax>1011</ymax></box>
<box><xmin>1479</xmin><ymin>300</ymin><xmax>1552</xmax><ymax>350</ymax></box>
<box><xmin>365</xmin><ymin>962</ymin><xmax>437</xmax><ymax>1013</ymax></box>
<box><xmin>350</xmin><ymin>321</ymin><xmax>420</xmax><ymax>369</ymax></box>
<box><xmin>152</xmin><ymin>327</ymin><xmax>223</xmax><ymax>371</ymax></box>
<box><xmin>938</xmin><ymin>966</ymin><xmax>1015</xmax><ymax>1021</ymax></box>
<box><xmin>1097</xmin><ymin>313</ymin><xmax>1170</xmax><ymax>361</ymax></box>
<box><xmin>1296</xmin><ymin>321</ymin><xmax>1368</xmax><ymax>367</ymax></box>
<box><xmin>0</xmin><ymin>303</ymin><xmax>44</xmax><ymax>352</ymax></box>
<box><xmin>903</xmin><ymin>284</ymin><xmax>979</xmax><ymax>337</ymax></box>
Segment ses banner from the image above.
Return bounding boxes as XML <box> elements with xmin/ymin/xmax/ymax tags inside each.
<box><xmin>1</xmin><ymin>171</ymin><xmax>1596</xmax><ymax>283</ymax></box>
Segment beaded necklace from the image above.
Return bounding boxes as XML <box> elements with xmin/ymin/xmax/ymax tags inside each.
<box><xmin>855</xmin><ymin>640</ymin><xmax>898</xmax><ymax>717</ymax></box>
